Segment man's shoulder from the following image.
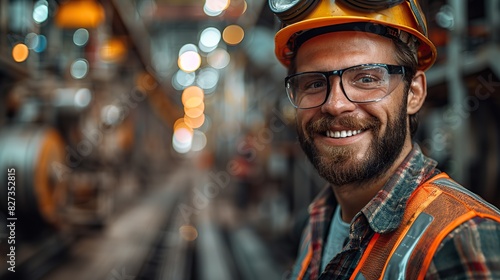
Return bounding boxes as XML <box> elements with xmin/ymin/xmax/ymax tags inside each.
<box><xmin>429</xmin><ymin>216</ymin><xmax>500</xmax><ymax>279</ymax></box>
<box><xmin>442</xmin><ymin>214</ymin><xmax>500</xmax><ymax>244</ymax></box>
<box><xmin>414</xmin><ymin>174</ymin><xmax>500</xmax><ymax>278</ymax></box>
<box><xmin>420</xmin><ymin>172</ymin><xmax>500</xmax><ymax>217</ymax></box>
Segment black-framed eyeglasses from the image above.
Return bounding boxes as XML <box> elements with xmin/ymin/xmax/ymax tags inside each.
<box><xmin>285</xmin><ymin>63</ymin><xmax>406</xmax><ymax>109</ymax></box>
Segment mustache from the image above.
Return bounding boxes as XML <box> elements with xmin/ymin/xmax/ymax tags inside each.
<box><xmin>306</xmin><ymin>115</ymin><xmax>379</xmax><ymax>135</ymax></box>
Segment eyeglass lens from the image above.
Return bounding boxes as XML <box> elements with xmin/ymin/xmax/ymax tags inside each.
<box><xmin>286</xmin><ymin>64</ymin><xmax>404</xmax><ymax>109</ymax></box>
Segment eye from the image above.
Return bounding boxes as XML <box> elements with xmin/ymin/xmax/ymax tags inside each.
<box><xmin>350</xmin><ymin>72</ymin><xmax>386</xmax><ymax>89</ymax></box>
<box><xmin>300</xmin><ymin>76</ymin><xmax>327</xmax><ymax>92</ymax></box>
<box><xmin>357</xmin><ymin>75</ymin><xmax>379</xmax><ymax>84</ymax></box>
<box><xmin>307</xmin><ymin>80</ymin><xmax>326</xmax><ymax>89</ymax></box>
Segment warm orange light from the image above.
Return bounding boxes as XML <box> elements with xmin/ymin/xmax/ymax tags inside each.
<box><xmin>55</xmin><ymin>0</ymin><xmax>105</xmax><ymax>28</ymax></box>
<box><xmin>181</xmin><ymin>86</ymin><xmax>204</xmax><ymax>106</ymax></box>
<box><xmin>223</xmin><ymin>25</ymin><xmax>244</xmax><ymax>45</ymax></box>
<box><xmin>136</xmin><ymin>72</ymin><xmax>157</xmax><ymax>91</ymax></box>
<box><xmin>184</xmin><ymin>114</ymin><xmax>205</xmax><ymax>129</ymax></box>
<box><xmin>184</xmin><ymin>103</ymin><xmax>205</xmax><ymax>118</ymax></box>
<box><xmin>179</xmin><ymin>225</ymin><xmax>198</xmax><ymax>241</ymax></box>
<box><xmin>184</xmin><ymin>96</ymin><xmax>203</xmax><ymax>108</ymax></box>
<box><xmin>12</xmin><ymin>43</ymin><xmax>29</xmax><ymax>62</ymax></box>
<box><xmin>100</xmin><ymin>38</ymin><xmax>127</xmax><ymax>62</ymax></box>
<box><xmin>173</xmin><ymin>118</ymin><xmax>193</xmax><ymax>133</ymax></box>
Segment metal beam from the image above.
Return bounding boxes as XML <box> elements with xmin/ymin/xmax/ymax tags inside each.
<box><xmin>446</xmin><ymin>0</ymin><xmax>469</xmax><ymax>184</ymax></box>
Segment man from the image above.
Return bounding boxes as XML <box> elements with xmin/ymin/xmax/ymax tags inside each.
<box><xmin>269</xmin><ymin>0</ymin><xmax>500</xmax><ymax>279</ymax></box>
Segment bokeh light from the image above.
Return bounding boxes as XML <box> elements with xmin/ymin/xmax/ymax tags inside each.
<box><xmin>173</xmin><ymin>119</ymin><xmax>194</xmax><ymax>154</ymax></box>
<box><xmin>196</xmin><ymin>68</ymin><xmax>219</xmax><ymax>90</ymax></box>
<box><xmin>199</xmin><ymin>27</ymin><xmax>221</xmax><ymax>53</ymax></box>
<box><xmin>178</xmin><ymin>51</ymin><xmax>201</xmax><ymax>73</ymax></box>
<box><xmin>203</xmin><ymin>5</ymin><xmax>222</xmax><ymax>17</ymax></box>
<box><xmin>197</xmin><ymin>114</ymin><xmax>212</xmax><ymax>132</ymax></box>
<box><xmin>184</xmin><ymin>114</ymin><xmax>206</xmax><ymax>129</ymax></box>
<box><xmin>184</xmin><ymin>95</ymin><xmax>203</xmax><ymax>109</ymax></box>
<box><xmin>223</xmin><ymin>25</ymin><xmax>244</xmax><ymax>45</ymax></box>
<box><xmin>25</xmin><ymin>33</ymin><xmax>39</xmax><ymax>49</ymax></box>
<box><xmin>182</xmin><ymin>86</ymin><xmax>205</xmax><ymax>106</ymax></box>
<box><xmin>173</xmin><ymin>70</ymin><xmax>196</xmax><ymax>90</ymax></box>
<box><xmin>12</xmin><ymin>43</ymin><xmax>29</xmax><ymax>62</ymax></box>
<box><xmin>179</xmin><ymin>225</ymin><xmax>198</xmax><ymax>241</ymax></box>
<box><xmin>173</xmin><ymin>128</ymin><xmax>193</xmax><ymax>151</ymax></box>
<box><xmin>33</xmin><ymin>0</ymin><xmax>49</xmax><ymax>24</ymax></box>
<box><xmin>74</xmin><ymin>88</ymin><xmax>92</xmax><ymax>108</ymax></box>
<box><xmin>101</xmin><ymin>105</ymin><xmax>121</xmax><ymax>126</ymax></box>
<box><xmin>241</xmin><ymin>0</ymin><xmax>248</xmax><ymax>14</ymax></box>
<box><xmin>179</xmin><ymin>43</ymin><xmax>198</xmax><ymax>56</ymax></box>
<box><xmin>100</xmin><ymin>38</ymin><xmax>127</xmax><ymax>62</ymax></box>
<box><xmin>73</xmin><ymin>28</ymin><xmax>90</xmax><ymax>46</ymax></box>
<box><xmin>184</xmin><ymin>103</ymin><xmax>204</xmax><ymax>119</ymax></box>
<box><xmin>70</xmin><ymin>59</ymin><xmax>89</xmax><ymax>79</ymax></box>
<box><xmin>191</xmin><ymin>130</ymin><xmax>208</xmax><ymax>151</ymax></box>
<box><xmin>33</xmin><ymin>35</ymin><xmax>47</xmax><ymax>53</ymax></box>
<box><xmin>55</xmin><ymin>0</ymin><xmax>105</xmax><ymax>28</ymax></box>
<box><xmin>207</xmin><ymin>48</ymin><xmax>230</xmax><ymax>69</ymax></box>
<box><xmin>203</xmin><ymin>0</ymin><xmax>229</xmax><ymax>16</ymax></box>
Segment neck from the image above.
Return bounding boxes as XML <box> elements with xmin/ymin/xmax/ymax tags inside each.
<box><xmin>333</xmin><ymin>141</ymin><xmax>413</xmax><ymax>223</ymax></box>
<box><xmin>332</xmin><ymin>173</ymin><xmax>391</xmax><ymax>223</ymax></box>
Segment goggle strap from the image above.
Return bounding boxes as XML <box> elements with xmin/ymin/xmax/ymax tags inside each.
<box><xmin>290</xmin><ymin>22</ymin><xmax>418</xmax><ymax>55</ymax></box>
<box><xmin>407</xmin><ymin>0</ymin><xmax>427</xmax><ymax>35</ymax></box>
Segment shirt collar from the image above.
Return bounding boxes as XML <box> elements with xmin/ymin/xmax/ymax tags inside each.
<box><xmin>308</xmin><ymin>143</ymin><xmax>439</xmax><ymax>233</ymax></box>
<box><xmin>308</xmin><ymin>186</ymin><xmax>335</xmax><ymax>215</ymax></box>
<box><xmin>360</xmin><ymin>143</ymin><xmax>439</xmax><ymax>233</ymax></box>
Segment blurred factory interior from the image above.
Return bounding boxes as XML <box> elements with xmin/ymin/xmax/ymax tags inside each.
<box><xmin>0</xmin><ymin>0</ymin><xmax>499</xmax><ymax>279</ymax></box>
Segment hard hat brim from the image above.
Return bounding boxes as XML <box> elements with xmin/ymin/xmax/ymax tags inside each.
<box><xmin>275</xmin><ymin>16</ymin><xmax>437</xmax><ymax>71</ymax></box>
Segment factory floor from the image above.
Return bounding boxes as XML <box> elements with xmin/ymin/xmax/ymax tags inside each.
<box><xmin>2</xmin><ymin>159</ymin><xmax>295</xmax><ymax>280</ymax></box>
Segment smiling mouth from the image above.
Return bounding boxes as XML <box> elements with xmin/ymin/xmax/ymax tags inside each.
<box><xmin>326</xmin><ymin>129</ymin><xmax>363</xmax><ymax>139</ymax></box>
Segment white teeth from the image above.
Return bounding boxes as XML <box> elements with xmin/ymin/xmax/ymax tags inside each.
<box><xmin>326</xmin><ymin>130</ymin><xmax>362</xmax><ymax>138</ymax></box>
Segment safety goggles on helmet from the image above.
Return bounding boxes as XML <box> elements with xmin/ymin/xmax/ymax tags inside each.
<box><xmin>270</xmin><ymin>0</ymin><xmax>437</xmax><ymax>71</ymax></box>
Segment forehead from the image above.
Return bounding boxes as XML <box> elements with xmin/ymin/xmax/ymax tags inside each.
<box><xmin>295</xmin><ymin>31</ymin><xmax>397</xmax><ymax>71</ymax></box>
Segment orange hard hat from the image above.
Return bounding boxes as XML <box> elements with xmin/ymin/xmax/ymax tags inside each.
<box><xmin>271</xmin><ymin>0</ymin><xmax>437</xmax><ymax>71</ymax></box>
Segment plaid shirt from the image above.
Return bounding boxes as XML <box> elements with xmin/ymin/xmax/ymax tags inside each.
<box><xmin>290</xmin><ymin>144</ymin><xmax>500</xmax><ymax>279</ymax></box>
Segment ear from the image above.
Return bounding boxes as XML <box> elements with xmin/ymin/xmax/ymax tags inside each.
<box><xmin>407</xmin><ymin>70</ymin><xmax>427</xmax><ymax>115</ymax></box>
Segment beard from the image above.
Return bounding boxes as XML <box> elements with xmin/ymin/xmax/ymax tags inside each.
<box><xmin>297</xmin><ymin>103</ymin><xmax>408</xmax><ymax>186</ymax></box>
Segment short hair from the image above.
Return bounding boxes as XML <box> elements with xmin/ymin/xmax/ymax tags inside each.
<box><xmin>392</xmin><ymin>36</ymin><xmax>419</xmax><ymax>138</ymax></box>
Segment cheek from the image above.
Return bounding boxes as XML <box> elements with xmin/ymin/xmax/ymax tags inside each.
<box><xmin>296</xmin><ymin>110</ymin><xmax>312</xmax><ymax>128</ymax></box>
<box><xmin>380</xmin><ymin>101</ymin><xmax>407</xmax><ymax>134</ymax></box>
<box><xmin>379</xmin><ymin>90</ymin><xmax>407</xmax><ymax>126</ymax></box>
<box><xmin>362</xmin><ymin>103</ymin><xmax>395</xmax><ymax>135</ymax></box>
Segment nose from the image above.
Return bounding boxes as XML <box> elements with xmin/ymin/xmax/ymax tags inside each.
<box><xmin>320</xmin><ymin>76</ymin><xmax>357</xmax><ymax>116</ymax></box>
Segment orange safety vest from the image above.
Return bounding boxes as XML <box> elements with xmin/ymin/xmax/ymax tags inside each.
<box><xmin>297</xmin><ymin>173</ymin><xmax>500</xmax><ymax>279</ymax></box>
<box><xmin>351</xmin><ymin>172</ymin><xmax>500</xmax><ymax>279</ymax></box>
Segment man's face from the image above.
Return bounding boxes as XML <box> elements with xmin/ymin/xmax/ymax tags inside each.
<box><xmin>294</xmin><ymin>31</ymin><xmax>411</xmax><ymax>186</ymax></box>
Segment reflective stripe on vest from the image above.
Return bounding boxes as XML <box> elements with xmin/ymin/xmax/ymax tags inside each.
<box><xmin>351</xmin><ymin>172</ymin><xmax>500</xmax><ymax>280</ymax></box>
<box><xmin>381</xmin><ymin>212</ymin><xmax>433</xmax><ymax>279</ymax></box>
